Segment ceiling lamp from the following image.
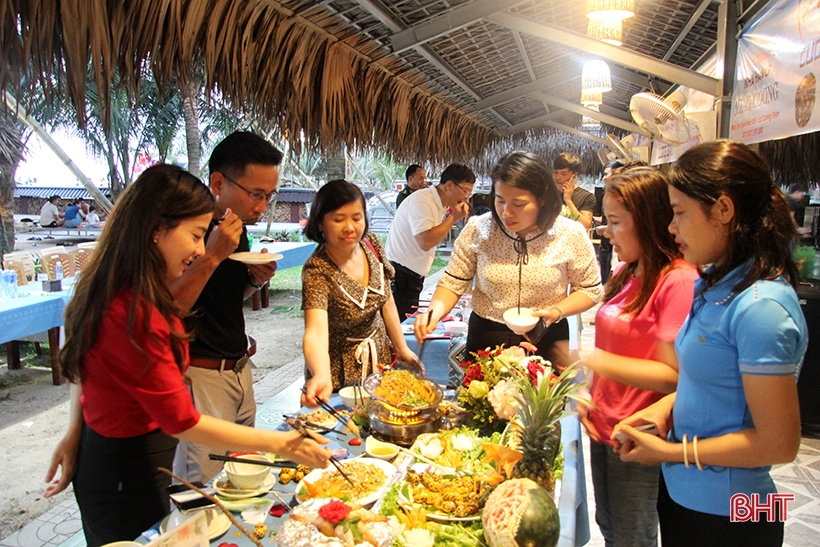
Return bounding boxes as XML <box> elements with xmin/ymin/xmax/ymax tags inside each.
<box><xmin>582</xmin><ymin>104</ymin><xmax>602</xmax><ymax>129</ymax></box>
<box><xmin>588</xmin><ymin>18</ymin><xmax>622</xmax><ymax>46</ymax></box>
<box><xmin>581</xmin><ymin>90</ymin><xmax>603</xmax><ymax>106</ymax></box>
<box><xmin>586</xmin><ymin>0</ymin><xmax>635</xmax><ymax>21</ymax></box>
<box><xmin>582</xmin><ymin>60</ymin><xmax>612</xmax><ymax>93</ymax></box>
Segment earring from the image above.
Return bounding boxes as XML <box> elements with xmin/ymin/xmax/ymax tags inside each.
<box><xmin>153</xmin><ymin>237</ymin><xmax>158</xmax><ymax>243</ymax></box>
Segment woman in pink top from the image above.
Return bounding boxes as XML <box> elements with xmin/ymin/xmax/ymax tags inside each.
<box><xmin>579</xmin><ymin>166</ymin><xmax>698</xmax><ymax>547</ymax></box>
<box><xmin>43</xmin><ymin>165</ymin><xmax>331</xmax><ymax>547</ymax></box>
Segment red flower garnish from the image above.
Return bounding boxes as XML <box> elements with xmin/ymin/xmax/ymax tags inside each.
<box><xmin>476</xmin><ymin>349</ymin><xmax>491</xmax><ymax>357</ymax></box>
<box><xmin>526</xmin><ymin>361</ymin><xmax>545</xmax><ymax>385</ymax></box>
<box><xmin>462</xmin><ymin>364</ymin><xmax>485</xmax><ymax>387</ymax></box>
<box><xmin>349</xmin><ymin>437</ymin><xmax>362</xmax><ymax>446</ymax></box>
<box><xmin>318</xmin><ymin>499</ymin><xmax>352</xmax><ymax>525</ymax></box>
<box><xmin>459</xmin><ymin>359</ymin><xmax>473</xmax><ymax>369</ymax></box>
<box><xmin>217</xmin><ymin>543</ymin><xmax>239</xmax><ymax>547</ymax></box>
<box><xmin>269</xmin><ymin>504</ymin><xmax>288</xmax><ymax>517</ymax></box>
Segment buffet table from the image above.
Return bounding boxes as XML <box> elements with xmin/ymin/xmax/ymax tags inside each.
<box><xmin>142</xmin><ymin>378</ymin><xmax>590</xmax><ymax>546</ymax></box>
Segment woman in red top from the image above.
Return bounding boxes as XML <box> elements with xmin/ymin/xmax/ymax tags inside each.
<box><xmin>579</xmin><ymin>166</ymin><xmax>697</xmax><ymax>547</ymax></box>
<box><xmin>44</xmin><ymin>165</ymin><xmax>330</xmax><ymax>546</ymax></box>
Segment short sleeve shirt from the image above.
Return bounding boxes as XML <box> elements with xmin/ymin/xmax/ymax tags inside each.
<box><xmin>184</xmin><ymin>221</ymin><xmax>250</xmax><ymax>359</ymax></box>
<box><xmin>589</xmin><ymin>260</ymin><xmax>698</xmax><ymax>444</ymax></box>
<box><xmin>663</xmin><ymin>261</ymin><xmax>808</xmax><ymax>516</ymax></box>
<box><xmin>385</xmin><ymin>186</ymin><xmax>447</xmax><ymax>277</ymax></box>
<box><xmin>40</xmin><ymin>202</ymin><xmax>59</xmax><ymax>225</ymax></box>
<box><xmin>571</xmin><ymin>187</ymin><xmax>596</xmax><ymax>213</ymax></box>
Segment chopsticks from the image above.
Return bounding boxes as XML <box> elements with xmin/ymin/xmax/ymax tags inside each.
<box><xmin>208</xmin><ymin>454</ymin><xmax>298</xmax><ymax>468</ymax></box>
<box><xmin>284</xmin><ymin>417</ymin><xmax>355</xmax><ymax>487</ymax></box>
<box><xmin>300</xmin><ymin>386</ymin><xmax>361</xmax><ymax>438</ymax></box>
<box><xmin>282</xmin><ymin>414</ymin><xmax>347</xmax><ymax>436</ymax></box>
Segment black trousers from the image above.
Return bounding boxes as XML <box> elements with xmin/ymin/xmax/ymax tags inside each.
<box><xmin>657</xmin><ymin>473</ymin><xmax>784</xmax><ymax>547</ymax></box>
<box><xmin>390</xmin><ymin>261</ymin><xmax>424</xmax><ymax>322</ymax></box>
<box><xmin>465</xmin><ymin>312</ymin><xmax>569</xmax><ymax>361</ymax></box>
<box><xmin>73</xmin><ymin>426</ymin><xmax>178</xmax><ymax>547</ymax></box>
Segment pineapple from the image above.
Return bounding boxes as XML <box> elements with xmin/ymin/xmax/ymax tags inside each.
<box><xmin>510</xmin><ymin>365</ymin><xmax>582</xmax><ymax>494</ymax></box>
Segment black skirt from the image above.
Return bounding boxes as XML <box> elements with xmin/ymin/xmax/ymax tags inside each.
<box><xmin>465</xmin><ymin>312</ymin><xmax>569</xmax><ymax>360</ymax></box>
<box><xmin>73</xmin><ymin>425</ymin><xmax>178</xmax><ymax>547</ymax></box>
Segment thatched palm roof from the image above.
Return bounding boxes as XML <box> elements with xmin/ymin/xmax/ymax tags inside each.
<box><xmin>2</xmin><ymin>0</ymin><xmax>792</xmax><ymax>175</ymax></box>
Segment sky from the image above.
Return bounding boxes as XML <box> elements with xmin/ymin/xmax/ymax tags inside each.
<box><xmin>15</xmin><ymin>128</ymin><xmax>111</xmax><ymax>187</ymax></box>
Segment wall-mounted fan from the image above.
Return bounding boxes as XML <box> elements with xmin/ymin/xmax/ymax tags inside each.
<box><xmin>629</xmin><ymin>90</ymin><xmax>691</xmax><ymax>145</ymax></box>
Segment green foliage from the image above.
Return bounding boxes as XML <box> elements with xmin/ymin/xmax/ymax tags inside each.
<box><xmin>269</xmin><ymin>265</ymin><xmax>303</xmax><ymax>292</ymax></box>
<box><xmin>794</xmin><ymin>245</ymin><xmax>817</xmax><ymax>279</ymax></box>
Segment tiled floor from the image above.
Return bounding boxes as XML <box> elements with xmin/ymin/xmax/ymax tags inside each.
<box><xmin>3</xmin><ymin>276</ymin><xmax>820</xmax><ymax>546</ymax></box>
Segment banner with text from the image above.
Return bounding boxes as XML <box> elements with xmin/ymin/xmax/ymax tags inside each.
<box><xmin>730</xmin><ymin>0</ymin><xmax>820</xmax><ymax>143</ymax></box>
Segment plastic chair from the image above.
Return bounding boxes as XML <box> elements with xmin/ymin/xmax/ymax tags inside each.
<box><xmin>41</xmin><ymin>252</ymin><xmax>76</xmax><ymax>280</ymax></box>
<box><xmin>36</xmin><ymin>246</ymin><xmax>66</xmax><ymax>258</ymax></box>
<box><xmin>71</xmin><ymin>247</ymin><xmax>94</xmax><ymax>271</ymax></box>
<box><xmin>2</xmin><ymin>259</ymin><xmax>26</xmax><ymax>285</ymax></box>
<box><xmin>76</xmin><ymin>241</ymin><xmax>98</xmax><ymax>250</ymax></box>
<box><xmin>2</xmin><ymin>251</ymin><xmax>36</xmax><ymax>283</ymax></box>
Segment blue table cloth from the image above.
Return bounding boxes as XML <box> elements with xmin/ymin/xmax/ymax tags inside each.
<box><xmin>0</xmin><ymin>289</ymin><xmax>72</xmax><ymax>345</ymax></box>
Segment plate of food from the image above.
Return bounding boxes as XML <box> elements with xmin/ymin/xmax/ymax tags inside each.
<box><xmin>213</xmin><ymin>470</ymin><xmax>276</xmax><ymax>500</ymax></box>
<box><xmin>228</xmin><ymin>252</ymin><xmax>283</xmax><ymax>264</ymax></box>
<box><xmin>295</xmin><ymin>458</ymin><xmax>397</xmax><ymax>506</ymax></box>
<box><xmin>364</xmin><ymin>369</ymin><xmax>443</xmax><ymax>411</ymax></box>
<box><xmin>397</xmin><ymin>470</ymin><xmax>489</xmax><ymax>521</ymax></box>
<box><xmin>297</xmin><ymin>409</ymin><xmax>338</xmax><ymax>430</ymax></box>
<box><xmin>160</xmin><ymin>508</ymin><xmax>232</xmax><ymax>540</ymax></box>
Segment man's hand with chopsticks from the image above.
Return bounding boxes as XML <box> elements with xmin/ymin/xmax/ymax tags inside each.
<box><xmin>277</xmin><ymin>429</ymin><xmax>332</xmax><ymax>470</ymax></box>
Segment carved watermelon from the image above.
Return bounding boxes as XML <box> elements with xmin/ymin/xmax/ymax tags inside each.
<box><xmin>482</xmin><ymin>478</ymin><xmax>560</xmax><ymax>547</ymax></box>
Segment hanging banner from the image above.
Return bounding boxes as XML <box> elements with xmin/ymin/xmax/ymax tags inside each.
<box><xmin>729</xmin><ymin>0</ymin><xmax>820</xmax><ymax>143</ymax></box>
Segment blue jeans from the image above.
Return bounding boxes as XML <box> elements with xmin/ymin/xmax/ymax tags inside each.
<box><xmin>64</xmin><ymin>217</ymin><xmax>82</xmax><ymax>228</ymax></box>
<box><xmin>590</xmin><ymin>439</ymin><xmax>660</xmax><ymax>547</ymax></box>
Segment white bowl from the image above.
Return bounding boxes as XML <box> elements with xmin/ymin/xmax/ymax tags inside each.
<box><xmin>443</xmin><ymin>320</ymin><xmax>468</xmax><ymax>336</ymax></box>
<box><xmin>224</xmin><ymin>452</ymin><xmax>270</xmax><ymax>490</ymax></box>
<box><xmin>339</xmin><ymin>386</ymin><xmax>371</xmax><ymax>409</ymax></box>
<box><xmin>503</xmin><ymin>307</ymin><xmax>539</xmax><ymax>335</ymax></box>
<box><xmin>365</xmin><ymin>435</ymin><xmax>400</xmax><ymax>461</ymax></box>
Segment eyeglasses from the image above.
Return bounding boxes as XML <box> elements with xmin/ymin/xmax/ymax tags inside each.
<box><xmin>221</xmin><ymin>173</ymin><xmax>278</xmax><ymax>204</ymax></box>
<box><xmin>452</xmin><ymin>182</ymin><xmax>474</xmax><ymax>197</ymax></box>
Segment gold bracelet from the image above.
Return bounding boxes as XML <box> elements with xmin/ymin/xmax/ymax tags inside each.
<box><xmin>693</xmin><ymin>435</ymin><xmax>704</xmax><ymax>470</ymax></box>
<box><xmin>682</xmin><ymin>434</ymin><xmax>690</xmax><ymax>468</ymax></box>
<box><xmin>550</xmin><ymin>306</ymin><xmax>564</xmax><ymax>323</ymax></box>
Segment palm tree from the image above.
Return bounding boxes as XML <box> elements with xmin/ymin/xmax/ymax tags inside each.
<box><xmin>0</xmin><ymin>108</ymin><xmax>26</xmax><ymax>253</ymax></box>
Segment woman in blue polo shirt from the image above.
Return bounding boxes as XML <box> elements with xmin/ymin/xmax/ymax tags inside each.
<box><xmin>613</xmin><ymin>140</ymin><xmax>807</xmax><ymax>547</ymax></box>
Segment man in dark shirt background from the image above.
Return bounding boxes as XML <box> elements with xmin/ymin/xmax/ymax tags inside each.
<box><xmin>171</xmin><ymin>131</ymin><xmax>281</xmax><ymax>483</ymax></box>
<box><xmin>395</xmin><ymin>164</ymin><xmax>427</xmax><ymax>208</ymax></box>
<box><xmin>553</xmin><ymin>152</ymin><xmax>595</xmax><ymax>230</ymax></box>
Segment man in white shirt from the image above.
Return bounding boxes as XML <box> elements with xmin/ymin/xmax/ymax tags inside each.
<box><xmin>386</xmin><ymin>164</ymin><xmax>475</xmax><ymax>321</ymax></box>
<box><xmin>39</xmin><ymin>195</ymin><xmax>64</xmax><ymax>227</ymax></box>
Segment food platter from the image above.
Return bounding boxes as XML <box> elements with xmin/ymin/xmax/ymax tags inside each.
<box><xmin>214</xmin><ymin>470</ymin><xmax>276</xmax><ymax>500</ymax></box>
<box><xmin>295</xmin><ymin>457</ymin><xmax>397</xmax><ymax>506</ymax></box>
<box><xmin>364</xmin><ymin>369</ymin><xmax>443</xmax><ymax>412</ymax></box>
<box><xmin>160</xmin><ymin>508</ymin><xmax>232</xmax><ymax>540</ymax></box>
<box><xmin>228</xmin><ymin>251</ymin><xmax>283</xmax><ymax>264</ymax></box>
<box><xmin>296</xmin><ymin>409</ymin><xmax>338</xmax><ymax>430</ymax></box>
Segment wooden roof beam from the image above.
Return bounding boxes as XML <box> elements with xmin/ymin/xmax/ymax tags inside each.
<box><xmin>390</xmin><ymin>0</ymin><xmax>529</xmax><ymax>53</ymax></box>
<box><xmin>530</xmin><ymin>91</ymin><xmax>650</xmax><ymax>136</ymax></box>
<box><xmin>487</xmin><ymin>11</ymin><xmax>721</xmax><ymax>95</ymax></box>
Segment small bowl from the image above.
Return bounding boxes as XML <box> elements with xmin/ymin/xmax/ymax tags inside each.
<box><xmin>224</xmin><ymin>452</ymin><xmax>270</xmax><ymax>490</ymax></box>
<box><xmin>443</xmin><ymin>320</ymin><xmax>468</xmax><ymax>336</ymax></box>
<box><xmin>503</xmin><ymin>307</ymin><xmax>539</xmax><ymax>335</ymax></box>
<box><xmin>339</xmin><ymin>386</ymin><xmax>371</xmax><ymax>409</ymax></box>
<box><xmin>365</xmin><ymin>435</ymin><xmax>400</xmax><ymax>461</ymax></box>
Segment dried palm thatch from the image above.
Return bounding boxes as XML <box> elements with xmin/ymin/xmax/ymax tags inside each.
<box><xmin>2</xmin><ymin>0</ymin><xmax>497</xmax><ymax>161</ymax></box>
<box><xmin>759</xmin><ymin>131</ymin><xmax>820</xmax><ymax>189</ymax></box>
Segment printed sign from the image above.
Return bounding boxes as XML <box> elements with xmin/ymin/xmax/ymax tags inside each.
<box><xmin>730</xmin><ymin>0</ymin><xmax>820</xmax><ymax>143</ymax></box>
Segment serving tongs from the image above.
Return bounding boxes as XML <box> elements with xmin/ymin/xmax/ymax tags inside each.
<box><xmin>284</xmin><ymin>416</ymin><xmax>355</xmax><ymax>487</ymax></box>
<box><xmin>300</xmin><ymin>386</ymin><xmax>361</xmax><ymax>438</ymax></box>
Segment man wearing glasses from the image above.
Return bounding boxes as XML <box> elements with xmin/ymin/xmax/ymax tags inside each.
<box><xmin>171</xmin><ymin>131</ymin><xmax>282</xmax><ymax>483</ymax></box>
<box><xmin>386</xmin><ymin>164</ymin><xmax>476</xmax><ymax>322</ymax></box>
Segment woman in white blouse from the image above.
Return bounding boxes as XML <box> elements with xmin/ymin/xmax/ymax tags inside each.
<box><xmin>415</xmin><ymin>151</ymin><xmax>602</xmax><ymax>369</ymax></box>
